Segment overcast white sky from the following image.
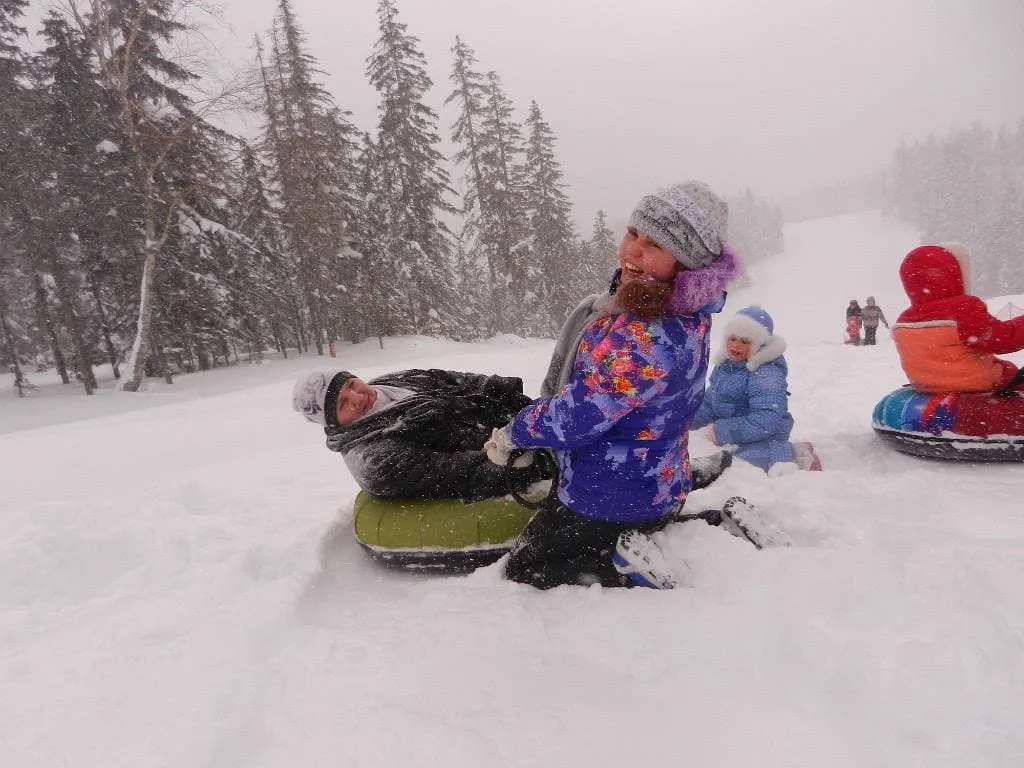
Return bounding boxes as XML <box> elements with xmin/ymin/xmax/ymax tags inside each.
<box><xmin>33</xmin><ymin>0</ymin><xmax>1024</xmax><ymax>227</ymax></box>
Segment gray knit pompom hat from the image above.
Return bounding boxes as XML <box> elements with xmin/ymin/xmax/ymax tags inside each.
<box><xmin>627</xmin><ymin>181</ymin><xmax>729</xmax><ymax>270</ymax></box>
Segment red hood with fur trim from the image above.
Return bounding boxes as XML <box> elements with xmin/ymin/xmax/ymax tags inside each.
<box><xmin>899</xmin><ymin>245</ymin><xmax>965</xmax><ymax>304</ymax></box>
<box><xmin>893</xmin><ymin>244</ymin><xmax>1024</xmax><ymax>392</ymax></box>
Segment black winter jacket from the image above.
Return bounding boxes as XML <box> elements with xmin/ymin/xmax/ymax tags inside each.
<box><xmin>324</xmin><ymin>369</ymin><xmax>551</xmax><ymax>501</ymax></box>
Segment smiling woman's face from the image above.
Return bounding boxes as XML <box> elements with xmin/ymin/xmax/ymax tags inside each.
<box><xmin>618</xmin><ymin>228</ymin><xmax>680</xmax><ymax>285</ymax></box>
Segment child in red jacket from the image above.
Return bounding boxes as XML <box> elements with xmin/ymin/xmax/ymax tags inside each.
<box><xmin>893</xmin><ymin>243</ymin><xmax>1024</xmax><ymax>393</ymax></box>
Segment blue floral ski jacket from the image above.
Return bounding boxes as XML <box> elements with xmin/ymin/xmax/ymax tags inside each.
<box><xmin>510</xmin><ymin>299</ymin><xmax>721</xmax><ymax>524</ymax></box>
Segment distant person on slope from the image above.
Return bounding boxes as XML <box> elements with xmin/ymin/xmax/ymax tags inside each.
<box><xmin>485</xmin><ymin>181</ymin><xmax>739</xmax><ymax>590</ymax></box>
<box><xmin>893</xmin><ymin>243</ymin><xmax>1024</xmax><ymax>393</ymax></box>
<box><xmin>292</xmin><ymin>369</ymin><xmax>553</xmax><ymax>501</ymax></box>
<box><xmin>690</xmin><ymin>306</ymin><xmax>822</xmax><ymax>473</ymax></box>
<box><xmin>860</xmin><ymin>296</ymin><xmax>889</xmax><ymax>345</ymax></box>
<box><xmin>845</xmin><ymin>299</ymin><xmax>862</xmax><ymax>345</ymax></box>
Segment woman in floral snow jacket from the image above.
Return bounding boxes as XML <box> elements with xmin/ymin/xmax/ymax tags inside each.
<box><xmin>488</xmin><ymin>181</ymin><xmax>739</xmax><ymax>590</ymax></box>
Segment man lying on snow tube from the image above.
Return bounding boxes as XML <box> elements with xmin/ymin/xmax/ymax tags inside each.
<box><xmin>873</xmin><ymin>243</ymin><xmax>1024</xmax><ymax>461</ymax></box>
<box><xmin>292</xmin><ymin>367</ymin><xmax>736</xmax><ymax>571</ymax></box>
<box><xmin>292</xmin><ymin>368</ymin><xmax>556</xmax><ymax>570</ymax></box>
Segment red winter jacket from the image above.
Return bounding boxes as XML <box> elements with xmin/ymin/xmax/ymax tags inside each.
<box><xmin>893</xmin><ymin>245</ymin><xmax>1024</xmax><ymax>393</ymax></box>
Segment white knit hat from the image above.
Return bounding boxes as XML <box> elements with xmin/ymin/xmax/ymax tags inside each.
<box><xmin>292</xmin><ymin>370</ymin><xmax>355</xmax><ymax>427</ymax></box>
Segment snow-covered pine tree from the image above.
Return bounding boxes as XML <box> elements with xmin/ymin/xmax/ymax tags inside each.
<box><xmin>0</xmin><ymin>0</ymin><xmax>27</xmax><ymax>91</ymax></box>
<box><xmin>1013</xmin><ymin>119</ymin><xmax>1024</xmax><ymax>190</ymax></box>
<box><xmin>31</xmin><ymin>271</ymin><xmax>70</xmax><ymax>385</ymax></box>
<box><xmin>445</xmin><ymin>37</ymin><xmax>488</xmax><ymax>232</ymax></box>
<box><xmin>449</xmin><ymin>238</ymin><xmax>488</xmax><ymax>341</ymax></box>
<box><xmin>445</xmin><ymin>36</ymin><xmax>494</xmax><ymax>332</ymax></box>
<box><xmin>887</xmin><ymin>123</ymin><xmax>1022</xmax><ymax>297</ymax></box>
<box><xmin>726</xmin><ymin>189</ymin><xmax>784</xmax><ymax>267</ymax></box>
<box><xmin>156</xmin><ymin>127</ymin><xmax>248</xmax><ymax>375</ymax></box>
<box><xmin>231</xmin><ymin>142</ymin><xmax>300</xmax><ymax>359</ymax></box>
<box><xmin>522</xmin><ymin>100</ymin><xmax>576</xmax><ymax>334</ymax></box>
<box><xmin>0</xmin><ymin>0</ymin><xmax>35</xmax><ymax>394</ymax></box>
<box><xmin>260</xmin><ymin>0</ymin><xmax>364</xmax><ymax>355</ymax></box>
<box><xmin>322</xmin><ymin>105</ymin><xmax>369</xmax><ymax>347</ymax></box>
<box><xmin>367</xmin><ymin>0</ymin><xmax>459</xmax><ymax>337</ymax></box>
<box><xmin>254</xmin><ymin>32</ymin><xmax>309</xmax><ymax>353</ymax></box>
<box><xmin>30</xmin><ymin>11</ymin><xmax>138</xmax><ymax>393</ymax></box>
<box><xmin>0</xmin><ymin>0</ymin><xmax>29</xmax><ymax>161</ymax></box>
<box><xmin>353</xmin><ymin>132</ymin><xmax>404</xmax><ymax>345</ymax></box>
<box><xmin>480</xmin><ymin>70</ymin><xmax>532</xmax><ymax>334</ymax></box>
<box><xmin>0</xmin><ymin>272</ymin><xmax>34</xmax><ymax>397</ymax></box>
<box><xmin>890</xmin><ymin>141</ymin><xmax>915</xmax><ymax>224</ymax></box>
<box><xmin>583</xmin><ymin>209</ymin><xmax>617</xmax><ymax>289</ymax></box>
<box><xmin>912</xmin><ymin>137</ymin><xmax>943</xmax><ymax>239</ymax></box>
<box><xmin>0</xmin><ymin>258</ymin><xmax>34</xmax><ymax>396</ymax></box>
<box><xmin>66</xmin><ymin>0</ymin><xmax>231</xmax><ymax>390</ymax></box>
<box><xmin>985</xmin><ymin>183</ymin><xmax>1024</xmax><ymax>295</ymax></box>
<box><xmin>35</xmin><ymin>11</ymin><xmax>135</xmax><ymax>383</ymax></box>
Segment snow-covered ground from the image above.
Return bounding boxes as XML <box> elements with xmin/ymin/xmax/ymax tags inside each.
<box><xmin>4</xmin><ymin>211</ymin><xmax>1024</xmax><ymax>768</ymax></box>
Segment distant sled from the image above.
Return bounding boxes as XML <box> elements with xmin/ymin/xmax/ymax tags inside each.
<box><xmin>872</xmin><ymin>386</ymin><xmax>1024</xmax><ymax>462</ymax></box>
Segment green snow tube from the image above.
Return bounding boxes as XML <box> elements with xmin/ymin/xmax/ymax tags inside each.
<box><xmin>352</xmin><ymin>491</ymin><xmax>537</xmax><ymax>572</ymax></box>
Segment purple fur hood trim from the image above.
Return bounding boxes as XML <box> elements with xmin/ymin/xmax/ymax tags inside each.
<box><xmin>668</xmin><ymin>246</ymin><xmax>740</xmax><ymax>315</ymax></box>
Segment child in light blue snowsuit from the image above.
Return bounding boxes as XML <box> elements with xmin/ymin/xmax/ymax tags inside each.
<box><xmin>691</xmin><ymin>306</ymin><xmax>821</xmax><ymax>473</ymax></box>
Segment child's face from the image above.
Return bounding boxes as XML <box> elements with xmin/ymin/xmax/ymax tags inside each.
<box><xmin>726</xmin><ymin>335</ymin><xmax>752</xmax><ymax>363</ymax></box>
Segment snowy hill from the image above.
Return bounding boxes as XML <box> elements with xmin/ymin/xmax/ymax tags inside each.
<box><xmin>3</xmin><ymin>211</ymin><xmax>1024</xmax><ymax>768</ymax></box>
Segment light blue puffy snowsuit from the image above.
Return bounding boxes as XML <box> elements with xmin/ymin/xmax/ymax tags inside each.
<box><xmin>690</xmin><ymin>333</ymin><xmax>796</xmax><ymax>471</ymax></box>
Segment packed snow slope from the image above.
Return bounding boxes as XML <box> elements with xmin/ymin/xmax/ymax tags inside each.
<box><xmin>3</xmin><ymin>211</ymin><xmax>1024</xmax><ymax>768</ymax></box>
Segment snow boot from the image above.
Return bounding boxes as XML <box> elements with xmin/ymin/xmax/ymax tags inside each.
<box><xmin>793</xmin><ymin>442</ymin><xmax>823</xmax><ymax>471</ymax></box>
<box><xmin>691</xmin><ymin>450</ymin><xmax>734</xmax><ymax>490</ymax></box>
<box><xmin>612</xmin><ymin>530</ymin><xmax>678</xmax><ymax>589</ymax></box>
<box><xmin>719</xmin><ymin>496</ymin><xmax>794</xmax><ymax>550</ymax></box>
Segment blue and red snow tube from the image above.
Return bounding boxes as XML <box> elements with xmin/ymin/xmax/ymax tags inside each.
<box><xmin>872</xmin><ymin>386</ymin><xmax>1024</xmax><ymax>461</ymax></box>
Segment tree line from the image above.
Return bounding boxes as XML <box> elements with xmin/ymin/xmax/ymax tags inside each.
<box><xmin>887</xmin><ymin>121</ymin><xmax>1024</xmax><ymax>296</ymax></box>
<box><xmin>0</xmin><ymin>0</ymin><xmax>782</xmax><ymax>396</ymax></box>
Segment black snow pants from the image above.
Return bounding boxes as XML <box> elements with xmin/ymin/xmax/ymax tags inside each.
<box><xmin>864</xmin><ymin>325</ymin><xmax>878</xmax><ymax>345</ymax></box>
<box><xmin>504</xmin><ymin>498</ymin><xmax>671</xmax><ymax>590</ymax></box>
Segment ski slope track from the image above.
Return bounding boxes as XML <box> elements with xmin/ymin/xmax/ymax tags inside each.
<box><xmin>3</xmin><ymin>212</ymin><xmax>1023</xmax><ymax>768</ymax></box>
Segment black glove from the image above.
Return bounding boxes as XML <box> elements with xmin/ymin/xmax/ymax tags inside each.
<box><xmin>483</xmin><ymin>375</ymin><xmax>532</xmax><ymax>413</ymax></box>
